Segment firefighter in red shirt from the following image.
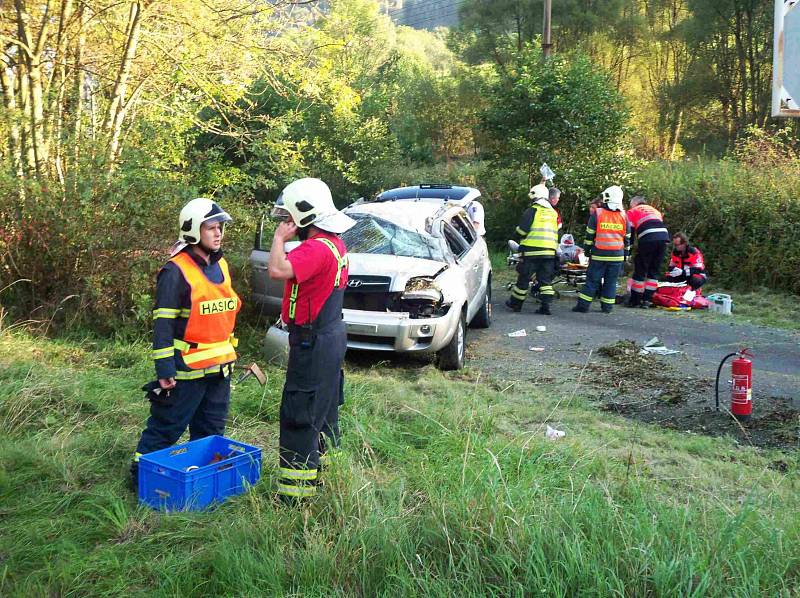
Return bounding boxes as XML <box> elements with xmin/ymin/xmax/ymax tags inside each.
<box><xmin>268</xmin><ymin>178</ymin><xmax>355</xmax><ymax>503</ymax></box>
<box><xmin>666</xmin><ymin>232</ymin><xmax>707</xmax><ymax>289</ymax></box>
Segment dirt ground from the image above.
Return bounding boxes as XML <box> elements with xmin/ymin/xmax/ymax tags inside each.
<box><xmin>465</xmin><ymin>280</ymin><xmax>800</xmax><ymax>450</ymax></box>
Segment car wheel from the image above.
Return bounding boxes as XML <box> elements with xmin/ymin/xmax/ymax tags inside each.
<box><xmin>470</xmin><ymin>278</ymin><xmax>492</xmax><ymax>329</ymax></box>
<box><xmin>437</xmin><ymin>311</ymin><xmax>466</xmax><ymax>371</ymax></box>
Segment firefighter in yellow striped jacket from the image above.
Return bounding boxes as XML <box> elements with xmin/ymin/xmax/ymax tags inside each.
<box><xmin>505</xmin><ymin>184</ymin><xmax>560</xmax><ymax>315</ymax></box>
<box><xmin>572</xmin><ymin>186</ymin><xmax>631</xmax><ymax>314</ymax></box>
<box><xmin>130</xmin><ymin>198</ymin><xmax>241</xmax><ymax>491</ymax></box>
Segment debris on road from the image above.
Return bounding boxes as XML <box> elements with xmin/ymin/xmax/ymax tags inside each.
<box><xmin>529</xmin><ymin>346</ymin><xmax>545</xmax><ymax>352</ymax></box>
<box><xmin>640</xmin><ymin>336</ymin><xmax>681</xmax><ymax>355</ymax></box>
<box><xmin>508</xmin><ymin>329</ymin><xmax>527</xmax><ymax>337</ymax></box>
<box><xmin>545</xmin><ymin>425</ymin><xmax>566</xmax><ymax>439</ymax></box>
<box><xmin>536</xmin><ymin>325</ymin><xmax>547</xmax><ymax>332</ymax></box>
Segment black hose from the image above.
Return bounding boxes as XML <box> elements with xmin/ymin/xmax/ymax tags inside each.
<box><xmin>715</xmin><ymin>352</ymin><xmax>739</xmax><ymax>411</ymax></box>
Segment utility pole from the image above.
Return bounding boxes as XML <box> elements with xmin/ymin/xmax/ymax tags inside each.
<box><xmin>542</xmin><ymin>0</ymin><xmax>552</xmax><ymax>57</ymax></box>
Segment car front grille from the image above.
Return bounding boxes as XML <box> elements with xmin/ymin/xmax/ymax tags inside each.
<box><xmin>345</xmin><ymin>275</ymin><xmax>391</xmax><ymax>293</ymax></box>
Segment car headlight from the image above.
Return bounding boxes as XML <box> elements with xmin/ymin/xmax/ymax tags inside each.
<box><xmin>401</xmin><ymin>277</ymin><xmax>443</xmax><ymax>303</ymax></box>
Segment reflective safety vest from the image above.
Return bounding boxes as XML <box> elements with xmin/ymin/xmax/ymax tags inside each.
<box><xmin>594</xmin><ymin>208</ymin><xmax>627</xmax><ymax>252</ymax></box>
<box><xmin>170</xmin><ymin>252</ymin><xmax>241</xmax><ymax>370</ymax></box>
<box><xmin>288</xmin><ymin>237</ymin><xmax>348</xmax><ymax>323</ymax></box>
<box><xmin>520</xmin><ymin>203</ymin><xmax>559</xmax><ymax>257</ymax></box>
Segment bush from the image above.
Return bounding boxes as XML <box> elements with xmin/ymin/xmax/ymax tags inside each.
<box><xmin>639</xmin><ymin>158</ymin><xmax>800</xmax><ymax>294</ymax></box>
<box><xmin>0</xmin><ymin>157</ymin><xmax>261</xmax><ymax>334</ymax></box>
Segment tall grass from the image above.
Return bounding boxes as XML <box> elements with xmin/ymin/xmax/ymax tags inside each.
<box><xmin>0</xmin><ymin>329</ymin><xmax>797</xmax><ymax>596</ymax></box>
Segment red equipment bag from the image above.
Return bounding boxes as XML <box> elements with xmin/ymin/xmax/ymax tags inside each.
<box><xmin>652</xmin><ymin>284</ymin><xmax>709</xmax><ymax>309</ymax></box>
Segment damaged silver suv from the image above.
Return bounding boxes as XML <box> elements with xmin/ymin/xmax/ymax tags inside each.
<box><xmin>250</xmin><ymin>184</ymin><xmax>492</xmax><ymax>370</ymax></box>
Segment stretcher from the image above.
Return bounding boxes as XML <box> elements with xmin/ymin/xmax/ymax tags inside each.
<box><xmin>505</xmin><ymin>241</ymin><xmax>588</xmax><ymax>297</ymax></box>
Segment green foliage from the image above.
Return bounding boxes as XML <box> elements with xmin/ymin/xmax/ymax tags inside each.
<box><xmin>479</xmin><ymin>49</ymin><xmax>639</xmax><ymax>236</ymax></box>
<box><xmin>0</xmin><ymin>330</ymin><xmax>797</xmax><ymax>595</ymax></box>
<box><xmin>639</xmin><ymin>156</ymin><xmax>800</xmax><ymax>293</ymax></box>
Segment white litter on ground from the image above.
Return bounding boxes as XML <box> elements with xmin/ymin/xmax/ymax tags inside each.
<box><xmin>508</xmin><ymin>329</ymin><xmax>527</xmax><ymax>337</ymax></box>
<box><xmin>529</xmin><ymin>346</ymin><xmax>545</xmax><ymax>352</ymax></box>
<box><xmin>536</xmin><ymin>325</ymin><xmax>547</xmax><ymax>332</ymax></box>
<box><xmin>640</xmin><ymin>336</ymin><xmax>681</xmax><ymax>355</ymax></box>
<box><xmin>545</xmin><ymin>425</ymin><xmax>565</xmax><ymax>439</ymax></box>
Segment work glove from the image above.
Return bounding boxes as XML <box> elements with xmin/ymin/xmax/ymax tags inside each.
<box><xmin>142</xmin><ymin>380</ymin><xmax>173</xmax><ymax>404</ymax></box>
<box><xmin>669</xmin><ymin>267</ymin><xmax>682</xmax><ymax>277</ymax></box>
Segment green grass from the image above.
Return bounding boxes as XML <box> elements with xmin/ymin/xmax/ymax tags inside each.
<box><xmin>701</xmin><ymin>285</ymin><xmax>800</xmax><ymax>331</ymax></box>
<box><xmin>0</xmin><ymin>328</ymin><xmax>798</xmax><ymax>596</ymax></box>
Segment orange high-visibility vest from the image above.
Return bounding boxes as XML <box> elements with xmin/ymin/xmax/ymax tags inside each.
<box><xmin>170</xmin><ymin>252</ymin><xmax>241</xmax><ymax>370</ymax></box>
<box><xmin>594</xmin><ymin>208</ymin><xmax>627</xmax><ymax>251</ymax></box>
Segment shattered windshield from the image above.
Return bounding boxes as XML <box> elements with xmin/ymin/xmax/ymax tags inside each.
<box><xmin>341</xmin><ymin>213</ymin><xmax>447</xmax><ymax>261</ymax></box>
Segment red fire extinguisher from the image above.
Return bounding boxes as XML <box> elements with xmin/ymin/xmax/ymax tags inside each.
<box><xmin>715</xmin><ymin>349</ymin><xmax>753</xmax><ymax>421</ymax></box>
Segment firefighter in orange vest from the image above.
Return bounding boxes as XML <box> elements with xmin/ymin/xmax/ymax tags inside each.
<box><xmin>130</xmin><ymin>198</ymin><xmax>241</xmax><ymax>490</ymax></box>
<box><xmin>572</xmin><ymin>186</ymin><xmax>631</xmax><ymax>314</ymax></box>
<box><xmin>268</xmin><ymin>178</ymin><xmax>354</xmax><ymax>503</ymax></box>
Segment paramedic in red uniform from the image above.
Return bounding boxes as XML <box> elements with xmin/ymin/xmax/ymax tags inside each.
<box><xmin>131</xmin><ymin>198</ymin><xmax>241</xmax><ymax>490</ymax></box>
<box><xmin>665</xmin><ymin>231</ymin><xmax>708</xmax><ymax>289</ymax></box>
<box><xmin>268</xmin><ymin>178</ymin><xmax>355</xmax><ymax>503</ymax></box>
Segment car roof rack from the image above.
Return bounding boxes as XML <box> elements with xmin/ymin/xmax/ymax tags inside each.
<box><xmin>419</xmin><ymin>184</ymin><xmax>453</xmax><ymax>189</ymax></box>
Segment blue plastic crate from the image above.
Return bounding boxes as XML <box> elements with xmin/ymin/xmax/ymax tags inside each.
<box><xmin>138</xmin><ymin>435</ymin><xmax>261</xmax><ymax>511</ymax></box>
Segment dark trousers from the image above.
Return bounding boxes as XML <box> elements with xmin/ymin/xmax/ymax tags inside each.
<box><xmin>577</xmin><ymin>260</ymin><xmax>624</xmax><ymax>312</ymax></box>
<box><xmin>135</xmin><ymin>373</ymin><xmax>230</xmax><ymax>456</ymax></box>
<box><xmin>630</xmin><ymin>240</ymin><xmax>667</xmax><ymax>305</ymax></box>
<box><xmin>279</xmin><ymin>327</ymin><xmax>346</xmax><ymax>499</ymax></box>
<box><xmin>508</xmin><ymin>256</ymin><xmax>556</xmax><ymax>307</ymax></box>
<box><xmin>279</xmin><ymin>288</ymin><xmax>347</xmax><ymax>500</ymax></box>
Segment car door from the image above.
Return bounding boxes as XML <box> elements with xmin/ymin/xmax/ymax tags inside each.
<box><xmin>441</xmin><ymin>211</ymin><xmax>483</xmax><ymax>320</ymax></box>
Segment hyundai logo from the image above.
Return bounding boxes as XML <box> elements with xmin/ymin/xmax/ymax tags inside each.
<box><xmin>347</xmin><ymin>279</ymin><xmax>363</xmax><ymax>288</ymax></box>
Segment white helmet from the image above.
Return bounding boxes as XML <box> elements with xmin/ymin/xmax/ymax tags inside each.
<box><xmin>276</xmin><ymin>177</ymin><xmax>355</xmax><ymax>233</ymax></box>
<box><xmin>178</xmin><ymin>198</ymin><xmax>231</xmax><ymax>245</ymax></box>
<box><xmin>528</xmin><ymin>184</ymin><xmax>549</xmax><ymax>201</ymax></box>
<box><xmin>601</xmin><ymin>185</ymin><xmax>624</xmax><ymax>210</ymax></box>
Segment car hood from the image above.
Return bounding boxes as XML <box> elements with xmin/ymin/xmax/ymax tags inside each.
<box><xmin>349</xmin><ymin>254</ymin><xmax>448</xmax><ymax>291</ymax></box>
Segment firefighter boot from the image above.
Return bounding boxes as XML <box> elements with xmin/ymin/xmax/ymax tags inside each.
<box><xmin>504</xmin><ymin>299</ymin><xmax>522</xmax><ymax>312</ymax></box>
<box><xmin>536</xmin><ymin>303</ymin><xmax>551</xmax><ymax>315</ymax></box>
<box><xmin>571</xmin><ymin>303</ymin><xmax>589</xmax><ymax>313</ymax></box>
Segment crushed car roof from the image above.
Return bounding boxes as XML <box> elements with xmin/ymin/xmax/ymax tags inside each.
<box><xmin>345</xmin><ymin>201</ymin><xmax>445</xmax><ymax>235</ymax></box>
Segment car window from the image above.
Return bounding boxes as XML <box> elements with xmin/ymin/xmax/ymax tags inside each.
<box><xmin>451</xmin><ymin>212</ymin><xmax>477</xmax><ymax>246</ymax></box>
<box><xmin>442</xmin><ymin>223</ymin><xmax>469</xmax><ymax>258</ymax></box>
<box><xmin>341</xmin><ymin>213</ymin><xmax>447</xmax><ymax>261</ymax></box>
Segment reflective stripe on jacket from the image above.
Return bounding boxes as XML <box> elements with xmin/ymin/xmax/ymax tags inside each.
<box><xmin>627</xmin><ymin>204</ymin><xmax>669</xmax><ymax>242</ymax></box>
<box><xmin>169</xmin><ymin>252</ymin><xmax>241</xmax><ymax>370</ymax></box>
<box><xmin>669</xmin><ymin>246</ymin><xmax>706</xmax><ymax>277</ymax></box>
<box><xmin>517</xmin><ymin>200</ymin><xmax>559</xmax><ymax>257</ymax></box>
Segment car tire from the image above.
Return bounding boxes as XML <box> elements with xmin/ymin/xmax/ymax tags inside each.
<box><xmin>436</xmin><ymin>311</ymin><xmax>466</xmax><ymax>371</ymax></box>
<box><xmin>470</xmin><ymin>278</ymin><xmax>492</xmax><ymax>329</ymax></box>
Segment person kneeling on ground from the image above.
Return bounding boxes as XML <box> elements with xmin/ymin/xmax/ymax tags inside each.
<box><xmin>665</xmin><ymin>232</ymin><xmax>707</xmax><ymax>290</ymax></box>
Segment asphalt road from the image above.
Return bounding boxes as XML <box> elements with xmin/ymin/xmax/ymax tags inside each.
<box><xmin>467</xmin><ymin>286</ymin><xmax>800</xmax><ymax>406</ymax></box>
